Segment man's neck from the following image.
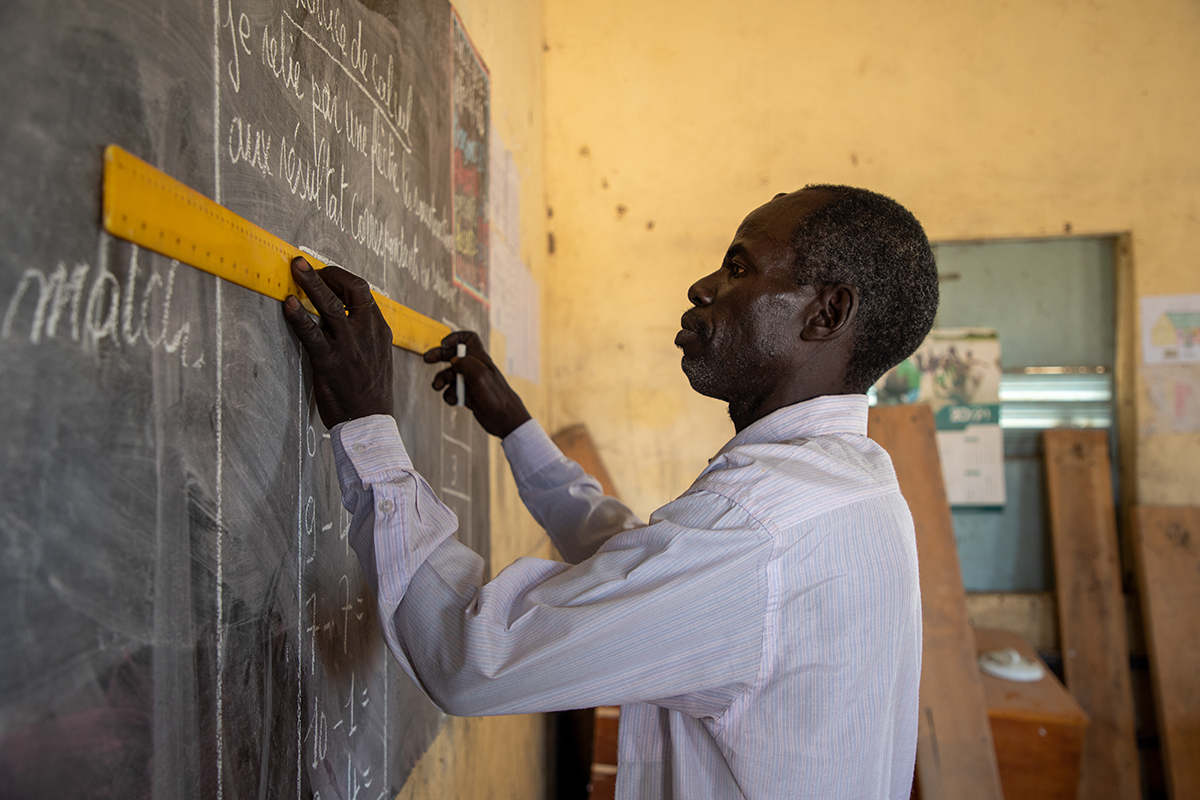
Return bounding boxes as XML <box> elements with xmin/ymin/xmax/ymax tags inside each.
<box><xmin>728</xmin><ymin>387</ymin><xmax>853</xmax><ymax>432</ymax></box>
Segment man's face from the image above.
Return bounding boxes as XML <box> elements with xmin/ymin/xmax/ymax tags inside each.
<box><xmin>675</xmin><ymin>191</ymin><xmax>831</xmax><ymax>405</ymax></box>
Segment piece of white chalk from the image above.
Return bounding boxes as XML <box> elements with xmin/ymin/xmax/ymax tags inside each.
<box><xmin>456</xmin><ymin>343</ymin><xmax>466</xmax><ymax>407</ymax></box>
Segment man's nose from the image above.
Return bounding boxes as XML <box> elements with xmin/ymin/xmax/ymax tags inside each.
<box><xmin>687</xmin><ymin>272</ymin><xmax>717</xmax><ymax>307</ymax></box>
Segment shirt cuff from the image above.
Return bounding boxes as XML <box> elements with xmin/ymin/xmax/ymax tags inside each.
<box><xmin>331</xmin><ymin>414</ymin><xmax>412</xmax><ymax>489</ymax></box>
<box><xmin>501</xmin><ymin>418</ymin><xmax>568</xmax><ymax>485</ymax></box>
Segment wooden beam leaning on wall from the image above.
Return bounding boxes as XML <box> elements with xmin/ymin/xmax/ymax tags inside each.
<box><xmin>552</xmin><ymin>425</ymin><xmax>621</xmax><ymax>498</ymax></box>
<box><xmin>1133</xmin><ymin>506</ymin><xmax>1200</xmax><ymax>799</ymax></box>
<box><xmin>1043</xmin><ymin>430</ymin><xmax>1141</xmax><ymax>799</ymax></box>
<box><xmin>867</xmin><ymin>404</ymin><xmax>1004</xmax><ymax>800</ymax></box>
<box><xmin>549</xmin><ymin>424</ymin><xmax>621</xmax><ymax>800</ymax></box>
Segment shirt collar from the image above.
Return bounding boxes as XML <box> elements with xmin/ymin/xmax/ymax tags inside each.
<box><xmin>712</xmin><ymin>394</ymin><xmax>870</xmax><ymax>459</ymax></box>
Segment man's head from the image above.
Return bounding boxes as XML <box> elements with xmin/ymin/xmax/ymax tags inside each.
<box><xmin>676</xmin><ymin>186</ymin><xmax>937</xmax><ymax>429</ymax></box>
<box><xmin>786</xmin><ymin>185</ymin><xmax>938</xmax><ymax>393</ymax></box>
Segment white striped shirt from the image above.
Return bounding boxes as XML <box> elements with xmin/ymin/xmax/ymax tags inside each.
<box><xmin>333</xmin><ymin>394</ymin><xmax>921</xmax><ymax>799</ymax></box>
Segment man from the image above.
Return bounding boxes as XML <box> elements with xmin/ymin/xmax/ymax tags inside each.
<box><xmin>281</xmin><ymin>185</ymin><xmax>939</xmax><ymax>799</ymax></box>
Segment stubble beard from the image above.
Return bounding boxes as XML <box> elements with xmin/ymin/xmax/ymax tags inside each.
<box><xmin>681</xmin><ymin>349</ymin><xmax>731</xmax><ymax>399</ymax></box>
<box><xmin>681</xmin><ymin>335</ymin><xmax>782</xmax><ymax>422</ymax></box>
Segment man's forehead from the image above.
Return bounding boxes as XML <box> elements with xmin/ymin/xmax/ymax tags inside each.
<box><xmin>765</xmin><ymin>188</ymin><xmax>836</xmax><ymax>222</ymax></box>
<box><xmin>737</xmin><ymin>188</ymin><xmax>834</xmax><ymax>241</ymax></box>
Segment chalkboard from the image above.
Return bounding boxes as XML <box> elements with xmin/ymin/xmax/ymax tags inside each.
<box><xmin>0</xmin><ymin>0</ymin><xmax>489</xmax><ymax>797</ymax></box>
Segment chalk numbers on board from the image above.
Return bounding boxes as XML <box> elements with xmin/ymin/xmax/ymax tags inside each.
<box><xmin>297</xmin><ymin>409</ymin><xmax>382</xmax><ymax>800</ymax></box>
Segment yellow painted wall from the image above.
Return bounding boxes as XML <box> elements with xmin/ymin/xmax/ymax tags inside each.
<box><xmin>396</xmin><ymin>0</ymin><xmax>1200</xmax><ymax>793</ymax></box>
<box><xmin>395</xmin><ymin>1</ymin><xmax>552</xmax><ymax>797</ymax></box>
<box><xmin>541</xmin><ymin>0</ymin><xmax>1200</xmax><ymax>513</ymax></box>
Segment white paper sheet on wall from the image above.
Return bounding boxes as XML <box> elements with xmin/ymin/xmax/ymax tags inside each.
<box><xmin>1144</xmin><ymin>364</ymin><xmax>1200</xmax><ymax>433</ymax></box>
<box><xmin>488</xmin><ymin>131</ymin><xmax>521</xmax><ymax>249</ymax></box>
<box><xmin>489</xmin><ymin>236</ymin><xmax>541</xmax><ymax>383</ymax></box>
<box><xmin>487</xmin><ymin>131</ymin><xmax>540</xmax><ymax>383</ymax></box>
<box><xmin>937</xmin><ymin>425</ymin><xmax>1006</xmax><ymax>505</ymax></box>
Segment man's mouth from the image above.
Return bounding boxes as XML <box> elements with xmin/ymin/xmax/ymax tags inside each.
<box><xmin>674</xmin><ymin>329</ymin><xmax>698</xmax><ymax>347</ymax></box>
<box><xmin>675</xmin><ymin>311</ymin><xmax>709</xmax><ymax>348</ymax></box>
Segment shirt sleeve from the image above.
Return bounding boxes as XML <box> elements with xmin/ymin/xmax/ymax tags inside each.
<box><xmin>500</xmin><ymin>419</ymin><xmax>645</xmax><ymax>564</ymax></box>
<box><xmin>332</xmin><ymin>415</ymin><xmax>770</xmax><ymax>717</ymax></box>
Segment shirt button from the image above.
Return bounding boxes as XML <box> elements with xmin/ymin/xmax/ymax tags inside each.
<box><xmin>378</xmin><ymin>499</ymin><xmax>394</xmax><ymax>514</ymax></box>
<box><xmin>352</xmin><ymin>443</ymin><xmax>367</xmax><ymax>454</ymax></box>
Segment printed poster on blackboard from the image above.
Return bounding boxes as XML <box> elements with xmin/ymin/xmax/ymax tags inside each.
<box><xmin>452</xmin><ymin>11</ymin><xmax>489</xmax><ymax>302</ymax></box>
<box><xmin>876</xmin><ymin>328</ymin><xmax>1006</xmax><ymax>506</ymax></box>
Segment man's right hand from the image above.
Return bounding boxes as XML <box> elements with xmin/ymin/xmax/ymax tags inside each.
<box><xmin>282</xmin><ymin>258</ymin><xmax>394</xmax><ymax>430</ymax></box>
<box><xmin>424</xmin><ymin>331</ymin><xmax>531</xmax><ymax>438</ymax></box>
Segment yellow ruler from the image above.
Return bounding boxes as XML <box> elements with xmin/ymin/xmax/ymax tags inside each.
<box><xmin>102</xmin><ymin>145</ymin><xmax>450</xmax><ymax>353</ymax></box>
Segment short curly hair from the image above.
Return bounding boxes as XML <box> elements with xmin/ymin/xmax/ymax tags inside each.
<box><xmin>789</xmin><ymin>185</ymin><xmax>939</xmax><ymax>393</ymax></box>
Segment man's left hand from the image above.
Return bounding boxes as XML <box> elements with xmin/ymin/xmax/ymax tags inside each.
<box><xmin>282</xmin><ymin>257</ymin><xmax>394</xmax><ymax>429</ymax></box>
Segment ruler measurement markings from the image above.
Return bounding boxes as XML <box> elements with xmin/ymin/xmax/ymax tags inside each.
<box><xmin>103</xmin><ymin>145</ymin><xmax>449</xmax><ymax>353</ymax></box>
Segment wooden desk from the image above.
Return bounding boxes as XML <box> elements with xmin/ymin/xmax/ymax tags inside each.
<box><xmin>974</xmin><ymin>628</ymin><xmax>1089</xmax><ymax>800</ymax></box>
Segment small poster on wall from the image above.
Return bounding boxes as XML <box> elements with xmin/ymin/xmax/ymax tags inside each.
<box><xmin>1141</xmin><ymin>293</ymin><xmax>1200</xmax><ymax>434</ymax></box>
<box><xmin>1141</xmin><ymin>293</ymin><xmax>1200</xmax><ymax>365</ymax></box>
<box><xmin>876</xmin><ymin>328</ymin><xmax>1006</xmax><ymax>506</ymax></box>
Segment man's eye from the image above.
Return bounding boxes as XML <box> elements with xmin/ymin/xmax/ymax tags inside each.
<box><xmin>728</xmin><ymin>262</ymin><xmax>747</xmax><ymax>277</ymax></box>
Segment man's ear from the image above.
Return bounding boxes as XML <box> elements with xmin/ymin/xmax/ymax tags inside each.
<box><xmin>799</xmin><ymin>283</ymin><xmax>858</xmax><ymax>342</ymax></box>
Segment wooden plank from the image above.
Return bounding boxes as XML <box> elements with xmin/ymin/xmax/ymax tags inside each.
<box><xmin>975</xmin><ymin>627</ymin><xmax>1089</xmax><ymax>800</ymax></box>
<box><xmin>1134</xmin><ymin>506</ymin><xmax>1200</xmax><ymax>799</ymax></box>
<box><xmin>867</xmin><ymin>404</ymin><xmax>1004</xmax><ymax>800</ymax></box>
<box><xmin>553</xmin><ymin>424</ymin><xmax>620</xmax><ymax>498</ymax></box>
<box><xmin>1043</xmin><ymin>430</ymin><xmax>1140</xmax><ymax>800</ymax></box>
